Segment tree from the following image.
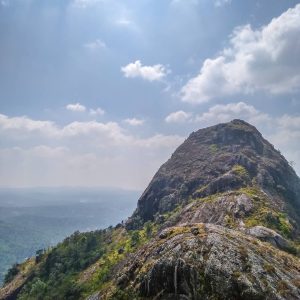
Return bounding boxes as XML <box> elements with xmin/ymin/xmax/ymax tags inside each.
<box><xmin>28</xmin><ymin>278</ymin><xmax>47</xmax><ymax>300</ymax></box>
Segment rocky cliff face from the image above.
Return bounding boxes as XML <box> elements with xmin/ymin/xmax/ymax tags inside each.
<box><xmin>2</xmin><ymin>119</ymin><xmax>300</xmax><ymax>300</ymax></box>
<box><xmin>128</xmin><ymin>119</ymin><xmax>300</xmax><ymax>231</ymax></box>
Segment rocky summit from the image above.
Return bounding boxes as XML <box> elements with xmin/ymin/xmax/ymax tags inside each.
<box><xmin>128</xmin><ymin>119</ymin><xmax>300</xmax><ymax>230</ymax></box>
<box><xmin>1</xmin><ymin>119</ymin><xmax>300</xmax><ymax>300</ymax></box>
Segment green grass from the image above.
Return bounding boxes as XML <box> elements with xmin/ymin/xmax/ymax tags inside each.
<box><xmin>232</xmin><ymin>164</ymin><xmax>249</xmax><ymax>178</ymax></box>
<box><xmin>245</xmin><ymin>207</ymin><xmax>293</xmax><ymax>238</ymax></box>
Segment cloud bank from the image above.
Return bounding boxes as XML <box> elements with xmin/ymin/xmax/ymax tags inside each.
<box><xmin>0</xmin><ymin>113</ymin><xmax>183</xmax><ymax>189</ymax></box>
<box><xmin>181</xmin><ymin>4</ymin><xmax>300</xmax><ymax>103</ymax></box>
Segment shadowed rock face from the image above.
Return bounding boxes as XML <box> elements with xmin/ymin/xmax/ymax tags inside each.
<box><xmin>128</xmin><ymin>119</ymin><xmax>300</xmax><ymax>229</ymax></box>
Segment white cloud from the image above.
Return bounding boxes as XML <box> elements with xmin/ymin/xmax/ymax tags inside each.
<box><xmin>181</xmin><ymin>57</ymin><xmax>232</xmax><ymax>104</ymax></box>
<box><xmin>181</xmin><ymin>4</ymin><xmax>300</xmax><ymax>103</ymax></box>
<box><xmin>277</xmin><ymin>114</ymin><xmax>300</xmax><ymax>130</ymax></box>
<box><xmin>67</xmin><ymin>104</ymin><xmax>105</xmax><ymax>116</ymax></box>
<box><xmin>165</xmin><ymin>110</ymin><xmax>191</xmax><ymax>123</ymax></box>
<box><xmin>66</xmin><ymin>103</ymin><xmax>86</xmax><ymax>112</ymax></box>
<box><xmin>89</xmin><ymin>107</ymin><xmax>105</xmax><ymax>116</ymax></box>
<box><xmin>0</xmin><ymin>114</ymin><xmax>58</xmax><ymax>136</ymax></box>
<box><xmin>84</xmin><ymin>39</ymin><xmax>107</xmax><ymax>50</ymax></box>
<box><xmin>195</xmin><ymin>102</ymin><xmax>270</xmax><ymax>126</ymax></box>
<box><xmin>0</xmin><ymin>113</ymin><xmax>183</xmax><ymax>189</ymax></box>
<box><xmin>132</xmin><ymin>134</ymin><xmax>183</xmax><ymax>149</ymax></box>
<box><xmin>121</xmin><ymin>60</ymin><xmax>167</xmax><ymax>82</ymax></box>
<box><xmin>124</xmin><ymin>118</ymin><xmax>144</xmax><ymax>126</ymax></box>
<box><xmin>269</xmin><ymin>114</ymin><xmax>300</xmax><ymax>175</ymax></box>
<box><xmin>61</xmin><ymin>121</ymin><xmax>125</xmax><ymax>140</ymax></box>
<box><xmin>0</xmin><ymin>113</ymin><xmax>181</xmax><ymax>149</ymax></box>
<box><xmin>0</xmin><ymin>114</ymin><xmax>125</xmax><ymax>142</ymax></box>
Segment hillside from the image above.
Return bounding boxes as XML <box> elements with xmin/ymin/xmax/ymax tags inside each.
<box><xmin>1</xmin><ymin>119</ymin><xmax>300</xmax><ymax>300</ymax></box>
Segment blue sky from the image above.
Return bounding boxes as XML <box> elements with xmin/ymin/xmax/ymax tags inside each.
<box><xmin>0</xmin><ymin>0</ymin><xmax>299</xmax><ymax>189</ymax></box>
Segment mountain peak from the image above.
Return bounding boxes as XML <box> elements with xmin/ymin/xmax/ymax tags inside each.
<box><xmin>230</xmin><ymin>118</ymin><xmax>253</xmax><ymax>126</ymax></box>
<box><xmin>187</xmin><ymin>118</ymin><xmax>263</xmax><ymax>149</ymax></box>
<box><xmin>128</xmin><ymin>119</ymin><xmax>300</xmax><ymax>230</ymax></box>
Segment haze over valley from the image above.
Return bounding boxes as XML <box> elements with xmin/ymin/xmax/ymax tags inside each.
<box><xmin>0</xmin><ymin>188</ymin><xmax>139</xmax><ymax>284</ymax></box>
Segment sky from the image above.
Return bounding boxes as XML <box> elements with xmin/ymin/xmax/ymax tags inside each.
<box><xmin>0</xmin><ymin>0</ymin><xmax>299</xmax><ymax>190</ymax></box>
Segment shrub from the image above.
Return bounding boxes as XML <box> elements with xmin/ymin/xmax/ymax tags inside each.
<box><xmin>4</xmin><ymin>263</ymin><xmax>19</xmax><ymax>284</ymax></box>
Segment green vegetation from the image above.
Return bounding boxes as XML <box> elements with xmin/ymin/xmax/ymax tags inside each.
<box><xmin>245</xmin><ymin>208</ymin><xmax>293</xmax><ymax>238</ymax></box>
<box><xmin>232</xmin><ymin>187</ymin><xmax>294</xmax><ymax>238</ymax></box>
<box><xmin>13</xmin><ymin>218</ymin><xmax>158</xmax><ymax>300</ymax></box>
<box><xmin>17</xmin><ymin>229</ymin><xmax>109</xmax><ymax>300</ymax></box>
<box><xmin>232</xmin><ymin>164</ymin><xmax>249</xmax><ymax>178</ymax></box>
<box><xmin>82</xmin><ymin>222</ymin><xmax>157</xmax><ymax>296</ymax></box>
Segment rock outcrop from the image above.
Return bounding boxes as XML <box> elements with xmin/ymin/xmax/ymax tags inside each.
<box><xmin>117</xmin><ymin>224</ymin><xmax>300</xmax><ymax>300</ymax></box>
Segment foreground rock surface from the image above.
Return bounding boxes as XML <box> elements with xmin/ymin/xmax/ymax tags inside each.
<box><xmin>101</xmin><ymin>223</ymin><xmax>300</xmax><ymax>300</ymax></box>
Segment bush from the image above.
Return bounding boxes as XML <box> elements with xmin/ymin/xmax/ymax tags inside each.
<box><xmin>4</xmin><ymin>263</ymin><xmax>19</xmax><ymax>284</ymax></box>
